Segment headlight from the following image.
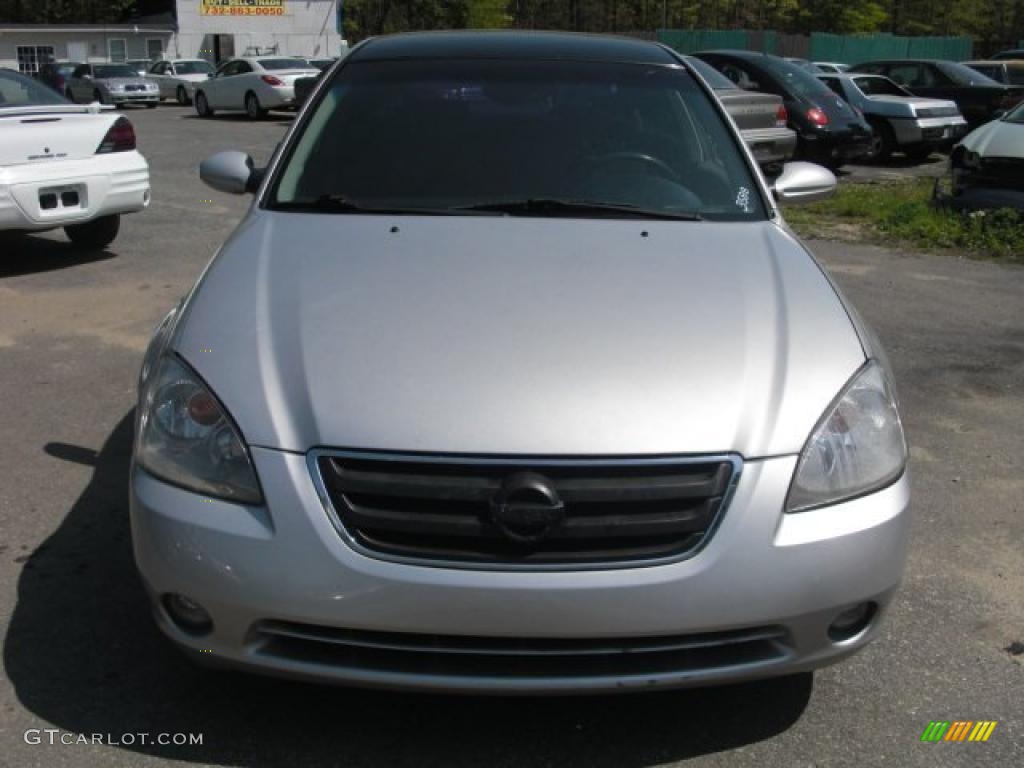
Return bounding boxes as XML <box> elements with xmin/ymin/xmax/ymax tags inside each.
<box><xmin>136</xmin><ymin>354</ymin><xmax>262</xmax><ymax>504</ymax></box>
<box><xmin>785</xmin><ymin>362</ymin><xmax>906</xmax><ymax>513</ymax></box>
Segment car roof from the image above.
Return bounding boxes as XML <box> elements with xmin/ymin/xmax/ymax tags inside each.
<box><xmin>965</xmin><ymin>59</ymin><xmax>1024</xmax><ymax>67</ymax></box>
<box><xmin>351</xmin><ymin>31</ymin><xmax>678</xmax><ymax>65</ymax></box>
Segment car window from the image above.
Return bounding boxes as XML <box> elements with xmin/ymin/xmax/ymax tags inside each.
<box><xmin>886</xmin><ymin>64</ymin><xmax>924</xmax><ymax>88</ymax></box>
<box><xmin>94</xmin><ymin>64</ymin><xmax>139</xmax><ymax>79</ymax></box>
<box><xmin>259</xmin><ymin>58</ymin><xmax>311</xmax><ymax>71</ymax></box>
<box><xmin>1008</xmin><ymin>68</ymin><xmax>1024</xmax><ymax>85</ymax></box>
<box><xmin>220</xmin><ymin>61</ymin><xmax>243</xmax><ymax>77</ymax></box>
<box><xmin>272</xmin><ymin>59</ymin><xmax>766</xmax><ymax>222</ymax></box>
<box><xmin>0</xmin><ymin>68</ymin><xmax>69</xmax><ymax>105</ymax></box>
<box><xmin>71</xmin><ymin>65</ymin><xmax>89</xmax><ymax>78</ymax></box>
<box><xmin>175</xmin><ymin>61</ymin><xmax>214</xmax><ymax>75</ymax></box>
<box><xmin>237</xmin><ymin>61</ymin><xmax>253</xmax><ymax>74</ymax></box>
<box><xmin>759</xmin><ymin>58</ymin><xmax>835</xmax><ymax>99</ymax></box>
<box><xmin>150</xmin><ymin>62</ymin><xmax>165</xmax><ymax>74</ymax></box>
<box><xmin>820</xmin><ymin>76</ymin><xmax>845</xmax><ymax>97</ymax></box>
<box><xmin>717</xmin><ymin>61</ymin><xmax>763</xmax><ymax>91</ymax></box>
<box><xmin>852</xmin><ymin>76</ymin><xmax>910</xmax><ymax>97</ymax></box>
<box><xmin>935</xmin><ymin>61</ymin><xmax>1001</xmax><ymax>86</ymax></box>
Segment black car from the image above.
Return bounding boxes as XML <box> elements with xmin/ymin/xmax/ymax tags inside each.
<box><xmin>851</xmin><ymin>59</ymin><xmax>1024</xmax><ymax>127</ymax></box>
<box><xmin>991</xmin><ymin>48</ymin><xmax>1024</xmax><ymax>61</ymax></box>
<box><xmin>695</xmin><ymin>50</ymin><xmax>873</xmax><ymax>169</ymax></box>
<box><xmin>35</xmin><ymin>61</ymin><xmax>82</xmax><ymax>94</ymax></box>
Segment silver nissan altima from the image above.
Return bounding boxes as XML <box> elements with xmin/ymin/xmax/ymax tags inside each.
<box><xmin>131</xmin><ymin>31</ymin><xmax>910</xmax><ymax>693</ymax></box>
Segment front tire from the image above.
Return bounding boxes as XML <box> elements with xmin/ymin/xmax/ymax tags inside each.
<box><xmin>195</xmin><ymin>91</ymin><xmax>214</xmax><ymax>117</ymax></box>
<box><xmin>245</xmin><ymin>91</ymin><xmax>267</xmax><ymax>120</ymax></box>
<box><xmin>65</xmin><ymin>215</ymin><xmax>120</xmax><ymax>249</ymax></box>
<box><xmin>177</xmin><ymin>85</ymin><xmax>190</xmax><ymax>106</ymax></box>
<box><xmin>866</xmin><ymin>121</ymin><xmax>895</xmax><ymax>162</ymax></box>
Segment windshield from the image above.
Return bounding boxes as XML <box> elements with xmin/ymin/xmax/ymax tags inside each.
<box><xmin>260</xmin><ymin>58</ymin><xmax>312</xmax><ymax>71</ymax></box>
<box><xmin>1005</xmin><ymin>101</ymin><xmax>1024</xmax><ymax>123</ymax></box>
<box><xmin>94</xmin><ymin>65</ymin><xmax>139</xmax><ymax>79</ymax></box>
<box><xmin>936</xmin><ymin>61</ymin><xmax>1001</xmax><ymax>86</ymax></box>
<box><xmin>852</xmin><ymin>76</ymin><xmax>910</xmax><ymax>97</ymax></box>
<box><xmin>685</xmin><ymin>57</ymin><xmax>736</xmax><ymax>90</ymax></box>
<box><xmin>272</xmin><ymin>59</ymin><xmax>765</xmax><ymax>221</ymax></box>
<box><xmin>0</xmin><ymin>69</ymin><xmax>69</xmax><ymax>106</ymax></box>
<box><xmin>175</xmin><ymin>60</ymin><xmax>214</xmax><ymax>75</ymax></box>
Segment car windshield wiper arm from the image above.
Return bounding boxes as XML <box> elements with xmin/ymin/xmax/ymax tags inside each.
<box><xmin>272</xmin><ymin>194</ymin><xmax>497</xmax><ymax>216</ymax></box>
<box><xmin>452</xmin><ymin>198</ymin><xmax>703</xmax><ymax>221</ymax></box>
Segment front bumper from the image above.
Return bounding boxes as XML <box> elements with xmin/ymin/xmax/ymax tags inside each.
<box><xmin>0</xmin><ymin>151</ymin><xmax>150</xmax><ymax>231</ymax></box>
<box><xmin>130</xmin><ymin>450</ymin><xmax>911</xmax><ymax>693</ymax></box>
<box><xmin>109</xmin><ymin>91</ymin><xmax>159</xmax><ymax>104</ymax></box>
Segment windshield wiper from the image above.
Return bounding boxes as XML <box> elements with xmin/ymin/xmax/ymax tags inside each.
<box><xmin>452</xmin><ymin>198</ymin><xmax>703</xmax><ymax>220</ymax></box>
<box><xmin>271</xmin><ymin>194</ymin><xmax>496</xmax><ymax>216</ymax></box>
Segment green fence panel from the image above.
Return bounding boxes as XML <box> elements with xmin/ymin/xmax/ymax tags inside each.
<box><xmin>656</xmin><ymin>29</ymin><xmax>749</xmax><ymax>54</ymax></box>
<box><xmin>811</xmin><ymin>32</ymin><xmax>971</xmax><ymax>64</ymax></box>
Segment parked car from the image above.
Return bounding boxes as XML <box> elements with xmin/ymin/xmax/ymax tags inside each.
<box><xmin>132</xmin><ymin>31</ymin><xmax>910</xmax><ymax>694</ymax></box>
<box><xmin>193</xmin><ymin>56</ymin><xmax>319</xmax><ymax>119</ymax></box>
<box><xmin>147</xmin><ymin>58</ymin><xmax>216</xmax><ymax>105</ymax></box>
<box><xmin>940</xmin><ymin>100</ymin><xmax>1024</xmax><ymax>211</ymax></box>
<box><xmin>0</xmin><ymin>68</ymin><xmax>150</xmax><ymax>247</ymax></box>
<box><xmin>35</xmin><ymin>61</ymin><xmax>82</xmax><ymax>94</ymax></box>
<box><xmin>990</xmin><ymin>48</ymin><xmax>1024</xmax><ymax>61</ymax></box>
<box><xmin>65</xmin><ymin>63</ymin><xmax>160</xmax><ymax>107</ymax></box>
<box><xmin>962</xmin><ymin>59</ymin><xmax>1024</xmax><ymax>87</ymax></box>
<box><xmin>126</xmin><ymin>59</ymin><xmax>155</xmax><ymax>77</ymax></box>
<box><xmin>696</xmin><ymin>50</ymin><xmax>873</xmax><ymax>168</ymax></box>
<box><xmin>307</xmin><ymin>58</ymin><xmax>336</xmax><ymax>71</ymax></box>
<box><xmin>819</xmin><ymin>73</ymin><xmax>968</xmax><ymax>161</ymax></box>
<box><xmin>814</xmin><ymin>62</ymin><xmax>851</xmax><ymax>74</ymax></box>
<box><xmin>686</xmin><ymin>56</ymin><xmax>796</xmax><ymax>168</ymax></box>
<box><xmin>851</xmin><ymin>59</ymin><xmax>1024</xmax><ymax>127</ymax></box>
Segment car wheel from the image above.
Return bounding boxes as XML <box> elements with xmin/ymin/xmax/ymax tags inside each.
<box><xmin>245</xmin><ymin>92</ymin><xmax>267</xmax><ymax>120</ymax></box>
<box><xmin>195</xmin><ymin>91</ymin><xmax>214</xmax><ymax>117</ymax></box>
<box><xmin>866</xmin><ymin>121</ymin><xmax>895</xmax><ymax>162</ymax></box>
<box><xmin>64</xmin><ymin>215</ymin><xmax>120</xmax><ymax>249</ymax></box>
<box><xmin>177</xmin><ymin>85</ymin><xmax>190</xmax><ymax>106</ymax></box>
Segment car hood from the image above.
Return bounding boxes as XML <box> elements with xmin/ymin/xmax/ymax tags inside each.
<box><xmin>960</xmin><ymin>118</ymin><xmax>1024</xmax><ymax>157</ymax></box>
<box><xmin>173</xmin><ymin>214</ymin><xmax>865</xmax><ymax>457</ymax></box>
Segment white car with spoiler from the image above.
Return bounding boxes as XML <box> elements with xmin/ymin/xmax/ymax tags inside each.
<box><xmin>0</xmin><ymin>68</ymin><xmax>150</xmax><ymax>248</ymax></box>
<box><xmin>193</xmin><ymin>56</ymin><xmax>319</xmax><ymax>119</ymax></box>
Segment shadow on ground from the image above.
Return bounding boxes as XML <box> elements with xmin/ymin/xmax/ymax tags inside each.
<box><xmin>5</xmin><ymin>413</ymin><xmax>812</xmax><ymax>767</ymax></box>
<box><xmin>0</xmin><ymin>234</ymin><xmax>115</xmax><ymax>278</ymax></box>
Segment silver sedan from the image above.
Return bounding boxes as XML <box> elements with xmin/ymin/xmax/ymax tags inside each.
<box><xmin>131</xmin><ymin>31</ymin><xmax>910</xmax><ymax>694</ymax></box>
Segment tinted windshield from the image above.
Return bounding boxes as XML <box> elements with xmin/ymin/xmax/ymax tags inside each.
<box><xmin>852</xmin><ymin>76</ymin><xmax>910</xmax><ymax>97</ymax></box>
<box><xmin>175</xmin><ymin>60</ymin><xmax>214</xmax><ymax>75</ymax></box>
<box><xmin>260</xmin><ymin>58</ymin><xmax>312</xmax><ymax>71</ymax></box>
<box><xmin>0</xmin><ymin>69</ymin><xmax>69</xmax><ymax>106</ymax></box>
<box><xmin>685</xmin><ymin>56</ymin><xmax>736</xmax><ymax>89</ymax></box>
<box><xmin>272</xmin><ymin>59</ymin><xmax>765</xmax><ymax>221</ymax></box>
<box><xmin>936</xmin><ymin>61</ymin><xmax>1001</xmax><ymax>86</ymax></box>
<box><xmin>94</xmin><ymin>65</ymin><xmax>139</xmax><ymax>79</ymax></box>
<box><xmin>762</xmin><ymin>58</ymin><xmax>835</xmax><ymax>98</ymax></box>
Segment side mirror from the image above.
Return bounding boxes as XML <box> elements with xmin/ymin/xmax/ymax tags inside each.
<box><xmin>772</xmin><ymin>161</ymin><xmax>836</xmax><ymax>205</ymax></box>
<box><xmin>200</xmin><ymin>151</ymin><xmax>259</xmax><ymax>195</ymax></box>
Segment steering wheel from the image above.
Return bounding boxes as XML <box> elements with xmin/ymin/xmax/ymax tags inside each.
<box><xmin>588</xmin><ymin>151</ymin><xmax>682</xmax><ymax>184</ymax></box>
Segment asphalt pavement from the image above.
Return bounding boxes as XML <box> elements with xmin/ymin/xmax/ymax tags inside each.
<box><xmin>0</xmin><ymin>105</ymin><xmax>1021</xmax><ymax>767</ymax></box>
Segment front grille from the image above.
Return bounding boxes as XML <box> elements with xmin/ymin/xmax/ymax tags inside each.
<box><xmin>916</xmin><ymin>106</ymin><xmax>958</xmax><ymax>118</ymax></box>
<box><xmin>313</xmin><ymin>451</ymin><xmax>739</xmax><ymax>568</ymax></box>
<box><xmin>252</xmin><ymin>621</ymin><xmax>790</xmax><ymax>681</ymax></box>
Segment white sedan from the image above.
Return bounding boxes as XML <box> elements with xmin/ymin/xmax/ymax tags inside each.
<box><xmin>0</xmin><ymin>68</ymin><xmax>150</xmax><ymax>248</ymax></box>
<box><xmin>147</xmin><ymin>59</ymin><xmax>216</xmax><ymax>105</ymax></box>
<box><xmin>193</xmin><ymin>57</ymin><xmax>319</xmax><ymax>119</ymax></box>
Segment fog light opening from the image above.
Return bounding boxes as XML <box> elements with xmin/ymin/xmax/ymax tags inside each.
<box><xmin>162</xmin><ymin>593</ymin><xmax>213</xmax><ymax>635</ymax></box>
<box><xmin>828</xmin><ymin>601</ymin><xmax>877</xmax><ymax>643</ymax></box>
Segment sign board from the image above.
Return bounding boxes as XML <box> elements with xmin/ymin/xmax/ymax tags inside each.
<box><xmin>201</xmin><ymin>0</ymin><xmax>286</xmax><ymax>16</ymax></box>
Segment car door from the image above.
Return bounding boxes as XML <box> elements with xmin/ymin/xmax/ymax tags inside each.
<box><xmin>224</xmin><ymin>60</ymin><xmax>254</xmax><ymax>108</ymax></box>
<box><xmin>149</xmin><ymin>62</ymin><xmax>170</xmax><ymax>98</ymax></box>
<box><xmin>69</xmin><ymin>64</ymin><xmax>91</xmax><ymax>101</ymax></box>
<box><xmin>205</xmin><ymin>60</ymin><xmax>235</xmax><ymax>108</ymax></box>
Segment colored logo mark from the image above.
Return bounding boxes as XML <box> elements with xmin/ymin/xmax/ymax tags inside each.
<box><xmin>921</xmin><ymin>721</ymin><xmax>997</xmax><ymax>742</ymax></box>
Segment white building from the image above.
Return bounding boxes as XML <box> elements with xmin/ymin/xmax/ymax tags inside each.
<box><xmin>1</xmin><ymin>1</ymin><xmax>344</xmax><ymax>73</ymax></box>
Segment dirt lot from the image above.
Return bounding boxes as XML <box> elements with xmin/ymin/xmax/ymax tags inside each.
<box><xmin>1</xmin><ymin>105</ymin><xmax>1021</xmax><ymax>767</ymax></box>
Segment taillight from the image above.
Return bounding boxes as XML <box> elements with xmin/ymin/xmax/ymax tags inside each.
<box><xmin>806</xmin><ymin>107</ymin><xmax>829</xmax><ymax>126</ymax></box>
<box><xmin>775</xmin><ymin>104</ymin><xmax>788</xmax><ymax>127</ymax></box>
<box><xmin>261</xmin><ymin>75</ymin><xmax>284</xmax><ymax>86</ymax></box>
<box><xmin>96</xmin><ymin>116</ymin><xmax>136</xmax><ymax>154</ymax></box>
